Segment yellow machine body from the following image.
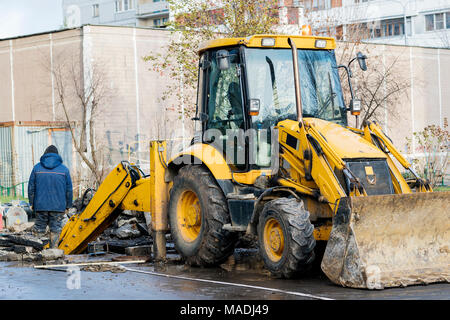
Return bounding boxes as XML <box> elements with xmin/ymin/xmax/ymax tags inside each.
<box><xmin>59</xmin><ymin>162</ymin><xmax>137</xmax><ymax>254</ymax></box>
<box><xmin>198</xmin><ymin>34</ymin><xmax>336</xmax><ymax>54</ymax></box>
<box><xmin>58</xmin><ymin>34</ymin><xmax>449</xmax><ymax>289</ymax></box>
<box><xmin>59</xmin><ymin>141</ymin><xmax>169</xmax><ymax>256</ymax></box>
<box><xmin>274</xmin><ymin>118</ymin><xmax>449</xmax><ymax>288</ymax></box>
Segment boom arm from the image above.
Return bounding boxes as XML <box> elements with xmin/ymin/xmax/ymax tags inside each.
<box><xmin>58</xmin><ymin>161</ymin><xmax>143</xmax><ymax>254</ymax></box>
<box><xmin>58</xmin><ymin>141</ymin><xmax>169</xmax><ymax>256</ymax></box>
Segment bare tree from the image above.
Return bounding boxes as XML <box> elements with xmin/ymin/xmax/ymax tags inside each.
<box><xmin>48</xmin><ymin>50</ymin><xmax>111</xmax><ymax>187</ymax></box>
<box><xmin>406</xmin><ymin>119</ymin><xmax>449</xmax><ymax>187</ymax></box>
<box><xmin>303</xmin><ymin>3</ymin><xmax>411</xmax><ymax>128</ymax></box>
<box><xmin>355</xmin><ymin>53</ymin><xmax>411</xmax><ymax>126</ymax></box>
<box><xmin>144</xmin><ymin>0</ymin><xmax>280</xmax><ymax>119</ymax></box>
<box><xmin>436</xmin><ymin>29</ymin><xmax>450</xmax><ymax>49</ymax></box>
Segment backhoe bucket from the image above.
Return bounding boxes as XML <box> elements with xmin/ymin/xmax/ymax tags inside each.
<box><xmin>321</xmin><ymin>191</ymin><xmax>450</xmax><ymax>289</ymax></box>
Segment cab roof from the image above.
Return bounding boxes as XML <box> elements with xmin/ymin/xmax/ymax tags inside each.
<box><xmin>198</xmin><ymin>34</ymin><xmax>336</xmax><ymax>54</ymax></box>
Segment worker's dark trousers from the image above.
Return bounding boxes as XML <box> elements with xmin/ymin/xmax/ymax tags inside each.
<box><xmin>33</xmin><ymin>211</ymin><xmax>64</xmax><ymax>233</ymax></box>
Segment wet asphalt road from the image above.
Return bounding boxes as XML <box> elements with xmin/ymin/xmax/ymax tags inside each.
<box><xmin>0</xmin><ymin>256</ymin><xmax>449</xmax><ymax>300</ymax></box>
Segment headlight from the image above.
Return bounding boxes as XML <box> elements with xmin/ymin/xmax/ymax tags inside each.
<box><xmin>315</xmin><ymin>39</ymin><xmax>327</xmax><ymax>48</ymax></box>
<box><xmin>261</xmin><ymin>38</ymin><xmax>276</xmax><ymax>47</ymax></box>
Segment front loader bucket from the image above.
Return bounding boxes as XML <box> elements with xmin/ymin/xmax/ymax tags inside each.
<box><xmin>321</xmin><ymin>191</ymin><xmax>450</xmax><ymax>289</ymax></box>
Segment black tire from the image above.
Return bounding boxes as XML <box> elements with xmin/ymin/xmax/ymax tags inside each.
<box><xmin>258</xmin><ymin>197</ymin><xmax>316</xmax><ymax>278</ymax></box>
<box><xmin>168</xmin><ymin>165</ymin><xmax>237</xmax><ymax>266</ymax></box>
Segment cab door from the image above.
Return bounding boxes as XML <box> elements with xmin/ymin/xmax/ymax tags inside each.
<box><xmin>202</xmin><ymin>47</ymin><xmax>247</xmax><ymax>171</ymax></box>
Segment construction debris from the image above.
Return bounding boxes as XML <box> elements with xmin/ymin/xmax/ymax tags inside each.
<box><xmin>0</xmin><ymin>248</ymin><xmax>64</xmax><ymax>262</ymax></box>
<box><xmin>81</xmin><ymin>264</ymin><xmax>127</xmax><ymax>273</ymax></box>
<box><xmin>4</xmin><ymin>207</ymin><xmax>28</xmax><ymax>228</ymax></box>
<box><xmin>8</xmin><ymin>222</ymin><xmax>35</xmax><ymax>233</ymax></box>
<box><xmin>125</xmin><ymin>245</ymin><xmax>152</xmax><ymax>256</ymax></box>
<box><xmin>112</xmin><ymin>255</ymin><xmax>152</xmax><ymax>262</ymax></box>
<box><xmin>115</xmin><ymin>222</ymin><xmax>141</xmax><ymax>239</ymax></box>
<box><xmin>3</xmin><ymin>233</ymin><xmax>45</xmax><ymax>250</ymax></box>
<box><xmin>0</xmin><ymin>226</ymin><xmax>64</xmax><ymax>262</ymax></box>
<box><xmin>40</xmin><ymin>248</ymin><xmax>64</xmax><ymax>261</ymax></box>
<box><xmin>0</xmin><ymin>201</ymin><xmax>34</xmax><ymax>223</ymax></box>
<box><xmin>219</xmin><ymin>249</ymin><xmax>264</xmax><ymax>272</ymax></box>
<box><xmin>88</xmin><ymin>236</ymin><xmax>152</xmax><ymax>254</ymax></box>
<box><xmin>0</xmin><ymin>197</ymin><xmax>156</xmax><ymax>263</ymax></box>
<box><xmin>13</xmin><ymin>245</ymin><xmax>34</xmax><ymax>254</ymax></box>
<box><xmin>84</xmin><ymin>208</ymin><xmax>154</xmax><ymax>255</ymax></box>
<box><xmin>34</xmin><ymin>259</ymin><xmax>146</xmax><ymax>273</ymax></box>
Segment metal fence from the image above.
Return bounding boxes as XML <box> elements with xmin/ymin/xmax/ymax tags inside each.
<box><xmin>0</xmin><ymin>123</ymin><xmax>72</xmax><ymax>199</ymax></box>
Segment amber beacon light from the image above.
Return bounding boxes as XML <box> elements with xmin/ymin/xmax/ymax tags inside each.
<box><xmin>301</xmin><ymin>25</ymin><xmax>312</xmax><ymax>36</ymax></box>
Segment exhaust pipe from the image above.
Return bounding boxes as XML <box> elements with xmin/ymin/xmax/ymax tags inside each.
<box><xmin>288</xmin><ymin>38</ymin><xmax>303</xmax><ymax>123</ymax></box>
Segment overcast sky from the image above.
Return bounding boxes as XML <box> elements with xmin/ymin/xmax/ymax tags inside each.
<box><xmin>0</xmin><ymin>0</ymin><xmax>63</xmax><ymax>39</ymax></box>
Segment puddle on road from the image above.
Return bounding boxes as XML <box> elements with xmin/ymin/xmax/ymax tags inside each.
<box><xmin>4</xmin><ymin>245</ymin><xmax>446</xmax><ymax>300</ymax></box>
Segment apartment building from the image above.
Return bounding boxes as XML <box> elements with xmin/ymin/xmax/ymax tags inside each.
<box><xmin>62</xmin><ymin>0</ymin><xmax>170</xmax><ymax>28</ymax></box>
<box><xmin>61</xmin><ymin>0</ymin><xmax>450</xmax><ymax>47</ymax></box>
<box><xmin>62</xmin><ymin>1</ymin><xmax>327</xmax><ymax>35</ymax></box>
<box><xmin>304</xmin><ymin>0</ymin><xmax>450</xmax><ymax>48</ymax></box>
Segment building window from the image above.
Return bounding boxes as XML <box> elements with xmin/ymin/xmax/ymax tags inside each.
<box><xmin>306</xmin><ymin>0</ymin><xmax>332</xmax><ymax>11</ymax></box>
<box><xmin>115</xmin><ymin>0</ymin><xmax>122</xmax><ymax>12</ymax></box>
<box><xmin>124</xmin><ymin>0</ymin><xmax>133</xmax><ymax>11</ymax></box>
<box><xmin>394</xmin><ymin>23</ymin><xmax>400</xmax><ymax>35</ymax></box>
<box><xmin>373</xmin><ymin>26</ymin><xmax>381</xmax><ymax>38</ymax></box>
<box><xmin>92</xmin><ymin>4</ymin><xmax>99</xmax><ymax>17</ymax></box>
<box><xmin>383</xmin><ymin>23</ymin><xmax>390</xmax><ymax>36</ymax></box>
<box><xmin>406</xmin><ymin>16</ymin><xmax>412</xmax><ymax>36</ymax></box>
<box><xmin>368</xmin><ymin>18</ymin><xmax>405</xmax><ymax>38</ymax></box>
<box><xmin>425</xmin><ymin>14</ymin><xmax>434</xmax><ymax>31</ymax></box>
<box><xmin>382</xmin><ymin>18</ymin><xmax>404</xmax><ymax>37</ymax></box>
<box><xmin>435</xmin><ymin>13</ymin><xmax>445</xmax><ymax>29</ymax></box>
<box><xmin>153</xmin><ymin>19</ymin><xmax>161</xmax><ymax>26</ymax></box>
<box><xmin>425</xmin><ymin>12</ymin><xmax>450</xmax><ymax>31</ymax></box>
<box><xmin>115</xmin><ymin>0</ymin><xmax>134</xmax><ymax>12</ymax></box>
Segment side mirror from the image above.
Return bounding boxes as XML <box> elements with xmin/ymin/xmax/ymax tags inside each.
<box><xmin>357</xmin><ymin>52</ymin><xmax>367</xmax><ymax>71</ymax></box>
<box><xmin>350</xmin><ymin>99</ymin><xmax>362</xmax><ymax>116</ymax></box>
<box><xmin>217</xmin><ymin>50</ymin><xmax>230</xmax><ymax>71</ymax></box>
<box><xmin>249</xmin><ymin>99</ymin><xmax>260</xmax><ymax>116</ymax></box>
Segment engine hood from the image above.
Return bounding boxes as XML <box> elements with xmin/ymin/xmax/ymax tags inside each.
<box><xmin>275</xmin><ymin>118</ymin><xmax>386</xmax><ymax>160</ymax></box>
<box><xmin>304</xmin><ymin>118</ymin><xmax>386</xmax><ymax>159</ymax></box>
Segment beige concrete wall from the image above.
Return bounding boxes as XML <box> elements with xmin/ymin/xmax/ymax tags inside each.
<box><xmin>0</xmin><ymin>40</ymin><xmax>13</xmax><ymax>121</ymax></box>
<box><xmin>82</xmin><ymin>26</ymin><xmax>183</xmax><ymax>167</ymax></box>
<box><xmin>440</xmin><ymin>49</ymin><xmax>450</xmax><ymax>124</ymax></box>
<box><xmin>0</xmin><ymin>29</ymin><xmax>83</xmax><ymax>124</ymax></box>
<box><xmin>13</xmin><ymin>34</ymin><xmax>54</xmax><ymax>122</ymax></box>
<box><xmin>383</xmin><ymin>44</ymin><xmax>414</xmax><ymax>154</ymax></box>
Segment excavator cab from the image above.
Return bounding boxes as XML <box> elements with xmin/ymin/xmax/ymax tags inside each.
<box><xmin>196</xmin><ymin>38</ymin><xmax>347</xmax><ymax>171</ymax></box>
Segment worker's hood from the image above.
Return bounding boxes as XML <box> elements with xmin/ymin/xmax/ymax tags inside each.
<box><xmin>40</xmin><ymin>152</ymin><xmax>63</xmax><ymax>169</ymax></box>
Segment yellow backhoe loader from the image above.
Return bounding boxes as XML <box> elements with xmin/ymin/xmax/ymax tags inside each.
<box><xmin>58</xmin><ymin>34</ymin><xmax>449</xmax><ymax>289</ymax></box>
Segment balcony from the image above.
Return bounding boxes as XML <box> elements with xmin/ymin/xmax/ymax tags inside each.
<box><xmin>137</xmin><ymin>1</ymin><xmax>169</xmax><ymax>18</ymax></box>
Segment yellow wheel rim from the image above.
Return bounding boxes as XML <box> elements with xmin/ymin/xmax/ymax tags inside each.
<box><xmin>177</xmin><ymin>190</ymin><xmax>202</xmax><ymax>242</ymax></box>
<box><xmin>263</xmin><ymin>218</ymin><xmax>285</xmax><ymax>262</ymax></box>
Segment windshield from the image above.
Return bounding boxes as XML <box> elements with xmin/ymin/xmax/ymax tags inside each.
<box><xmin>244</xmin><ymin>48</ymin><xmax>347</xmax><ymax>129</ymax></box>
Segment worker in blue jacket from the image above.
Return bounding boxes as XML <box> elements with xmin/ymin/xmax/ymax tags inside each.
<box><xmin>28</xmin><ymin>145</ymin><xmax>73</xmax><ymax>248</ymax></box>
